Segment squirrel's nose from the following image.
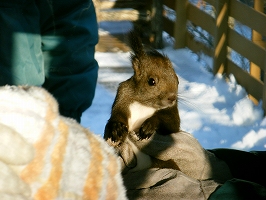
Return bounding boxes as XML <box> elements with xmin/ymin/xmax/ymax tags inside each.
<box><xmin>168</xmin><ymin>93</ymin><xmax>177</xmax><ymax>102</ymax></box>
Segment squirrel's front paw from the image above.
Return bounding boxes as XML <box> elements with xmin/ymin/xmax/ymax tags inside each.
<box><xmin>104</xmin><ymin>121</ymin><xmax>128</xmax><ymax>143</ymax></box>
<box><xmin>138</xmin><ymin>119</ymin><xmax>157</xmax><ymax>140</ymax></box>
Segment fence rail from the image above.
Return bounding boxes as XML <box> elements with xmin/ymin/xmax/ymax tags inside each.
<box><xmin>163</xmin><ymin>0</ymin><xmax>266</xmax><ymax>113</ymax></box>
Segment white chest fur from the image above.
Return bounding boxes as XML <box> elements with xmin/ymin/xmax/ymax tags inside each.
<box><xmin>128</xmin><ymin>101</ymin><xmax>156</xmax><ymax>132</ymax></box>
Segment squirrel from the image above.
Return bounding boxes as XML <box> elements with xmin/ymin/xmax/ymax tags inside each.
<box><xmin>104</xmin><ymin>31</ymin><xmax>180</xmax><ymax>144</ymax></box>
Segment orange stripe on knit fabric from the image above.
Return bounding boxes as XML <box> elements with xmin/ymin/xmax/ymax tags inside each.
<box><xmin>83</xmin><ymin>131</ymin><xmax>104</xmax><ymax>200</ymax></box>
<box><xmin>21</xmin><ymin>123</ymin><xmax>54</xmax><ymax>182</ymax></box>
<box><xmin>34</xmin><ymin>119</ymin><xmax>69</xmax><ymax>200</ymax></box>
<box><xmin>21</xmin><ymin>106</ymin><xmax>57</xmax><ymax>183</ymax></box>
<box><xmin>106</xmin><ymin>154</ymin><xmax>118</xmax><ymax>200</ymax></box>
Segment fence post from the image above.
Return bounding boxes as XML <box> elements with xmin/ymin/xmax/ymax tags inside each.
<box><xmin>151</xmin><ymin>0</ymin><xmax>163</xmax><ymax>49</ymax></box>
<box><xmin>249</xmin><ymin>0</ymin><xmax>264</xmax><ymax>105</ymax></box>
<box><xmin>174</xmin><ymin>0</ymin><xmax>187</xmax><ymax>49</ymax></box>
<box><xmin>264</xmin><ymin>61</ymin><xmax>266</xmax><ymax>115</ymax></box>
<box><xmin>212</xmin><ymin>0</ymin><xmax>229</xmax><ymax>75</ymax></box>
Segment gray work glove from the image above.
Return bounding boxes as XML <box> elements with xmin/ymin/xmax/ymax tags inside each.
<box><xmin>107</xmin><ymin>131</ymin><xmax>233</xmax><ymax>200</ymax></box>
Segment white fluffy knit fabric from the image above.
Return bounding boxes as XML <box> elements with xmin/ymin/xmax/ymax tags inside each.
<box><xmin>0</xmin><ymin>85</ymin><xmax>127</xmax><ymax>200</ymax></box>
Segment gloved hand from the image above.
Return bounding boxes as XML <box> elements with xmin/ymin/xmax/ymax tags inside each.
<box><xmin>0</xmin><ymin>85</ymin><xmax>127</xmax><ymax>200</ymax></box>
<box><xmin>108</xmin><ymin>131</ymin><xmax>233</xmax><ymax>200</ymax></box>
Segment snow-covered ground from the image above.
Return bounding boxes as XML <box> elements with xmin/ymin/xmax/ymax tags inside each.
<box><xmin>81</xmin><ymin>21</ymin><xmax>266</xmax><ymax>151</ymax></box>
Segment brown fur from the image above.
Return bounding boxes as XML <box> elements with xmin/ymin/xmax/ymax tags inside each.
<box><xmin>104</xmin><ymin>31</ymin><xmax>180</xmax><ymax>144</ymax></box>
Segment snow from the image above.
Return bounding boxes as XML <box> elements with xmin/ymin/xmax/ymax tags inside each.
<box><xmin>81</xmin><ymin>22</ymin><xmax>266</xmax><ymax>152</ymax></box>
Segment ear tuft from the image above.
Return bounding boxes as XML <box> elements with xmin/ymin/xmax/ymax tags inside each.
<box><xmin>128</xmin><ymin>30</ymin><xmax>145</xmax><ymax>59</ymax></box>
<box><xmin>128</xmin><ymin>30</ymin><xmax>145</xmax><ymax>77</ymax></box>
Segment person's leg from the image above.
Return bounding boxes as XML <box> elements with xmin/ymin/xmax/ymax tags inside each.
<box><xmin>37</xmin><ymin>0</ymin><xmax>99</xmax><ymax>122</ymax></box>
<box><xmin>0</xmin><ymin>0</ymin><xmax>44</xmax><ymax>86</ymax></box>
<box><xmin>209</xmin><ymin>149</ymin><xmax>266</xmax><ymax>187</ymax></box>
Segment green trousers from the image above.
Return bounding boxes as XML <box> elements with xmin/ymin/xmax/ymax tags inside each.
<box><xmin>0</xmin><ymin>0</ymin><xmax>99</xmax><ymax>122</ymax></box>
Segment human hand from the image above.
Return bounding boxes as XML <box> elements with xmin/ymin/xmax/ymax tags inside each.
<box><xmin>119</xmin><ymin>131</ymin><xmax>233</xmax><ymax>200</ymax></box>
<box><xmin>123</xmin><ymin>131</ymin><xmax>232</xmax><ymax>182</ymax></box>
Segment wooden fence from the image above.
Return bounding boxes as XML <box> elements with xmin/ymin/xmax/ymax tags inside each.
<box><xmin>163</xmin><ymin>0</ymin><xmax>266</xmax><ymax>113</ymax></box>
<box><xmin>95</xmin><ymin>0</ymin><xmax>266</xmax><ymax>113</ymax></box>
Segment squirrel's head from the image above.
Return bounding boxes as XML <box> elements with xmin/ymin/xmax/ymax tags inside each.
<box><xmin>128</xmin><ymin>31</ymin><xmax>179</xmax><ymax>110</ymax></box>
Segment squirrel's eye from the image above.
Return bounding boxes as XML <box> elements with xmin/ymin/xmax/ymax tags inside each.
<box><xmin>148</xmin><ymin>78</ymin><xmax>156</xmax><ymax>86</ymax></box>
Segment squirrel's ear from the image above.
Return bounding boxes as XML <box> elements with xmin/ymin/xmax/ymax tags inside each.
<box><xmin>131</xmin><ymin>56</ymin><xmax>141</xmax><ymax>77</ymax></box>
<box><xmin>129</xmin><ymin>30</ymin><xmax>145</xmax><ymax>78</ymax></box>
<box><xmin>128</xmin><ymin>30</ymin><xmax>145</xmax><ymax>58</ymax></box>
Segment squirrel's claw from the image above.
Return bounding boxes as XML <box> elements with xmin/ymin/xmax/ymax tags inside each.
<box><xmin>104</xmin><ymin>121</ymin><xmax>128</xmax><ymax>143</ymax></box>
<box><xmin>138</xmin><ymin>120</ymin><xmax>157</xmax><ymax>140</ymax></box>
